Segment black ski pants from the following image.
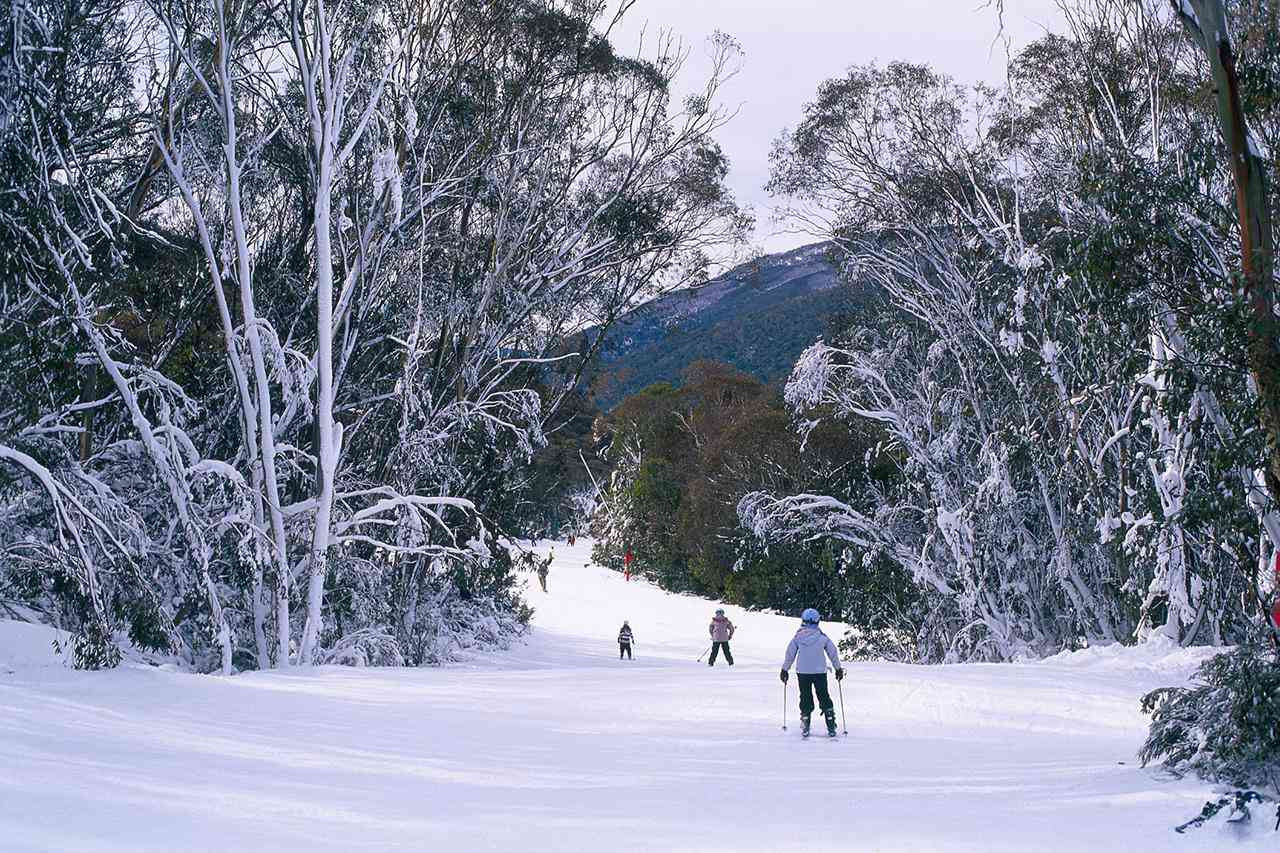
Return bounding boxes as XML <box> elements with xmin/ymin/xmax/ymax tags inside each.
<box><xmin>619</xmin><ymin>642</ymin><xmax>632</xmax><ymax>659</ymax></box>
<box><xmin>797</xmin><ymin>673</ymin><xmax>833</xmax><ymax>715</ymax></box>
<box><xmin>708</xmin><ymin>641</ymin><xmax>733</xmax><ymax>665</ymax></box>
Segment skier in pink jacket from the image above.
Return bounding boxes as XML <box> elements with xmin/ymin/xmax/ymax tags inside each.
<box><xmin>708</xmin><ymin>608</ymin><xmax>735</xmax><ymax>666</ymax></box>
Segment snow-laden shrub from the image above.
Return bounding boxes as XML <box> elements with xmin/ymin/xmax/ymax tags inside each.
<box><xmin>840</xmin><ymin>626</ymin><xmax>920</xmax><ymax>663</ymax></box>
<box><xmin>321</xmin><ymin>628</ymin><xmax>406</xmax><ymax>667</ymax></box>
<box><xmin>61</xmin><ymin>629</ymin><xmax>123</xmax><ymax>670</ymax></box>
<box><xmin>402</xmin><ymin>580</ymin><xmax>529</xmax><ymax>666</ymax></box>
<box><xmin>1140</xmin><ymin>644</ymin><xmax>1280</xmax><ymax>792</ymax></box>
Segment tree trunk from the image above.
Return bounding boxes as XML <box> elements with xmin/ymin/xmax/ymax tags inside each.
<box><xmin>1174</xmin><ymin>2</ymin><xmax>1279</xmax><ymax>648</ymax></box>
<box><xmin>295</xmin><ymin>0</ymin><xmax>342</xmax><ymax>665</ymax></box>
<box><xmin>1173</xmin><ymin>0</ymin><xmax>1280</xmax><ymax>505</ymax></box>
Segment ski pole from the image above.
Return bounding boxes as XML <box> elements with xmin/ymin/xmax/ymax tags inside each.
<box><xmin>782</xmin><ymin>679</ymin><xmax>788</xmax><ymax>731</ymax></box>
<box><xmin>697</xmin><ymin>644</ymin><xmax>712</xmax><ymax>662</ymax></box>
<box><xmin>837</xmin><ymin>675</ymin><xmax>848</xmax><ymax>735</ymax></box>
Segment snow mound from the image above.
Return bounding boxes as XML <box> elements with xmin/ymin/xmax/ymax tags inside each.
<box><xmin>1037</xmin><ymin>634</ymin><xmax>1223</xmax><ymax>685</ymax></box>
<box><xmin>0</xmin><ymin>619</ymin><xmax>73</xmax><ymax>673</ymax></box>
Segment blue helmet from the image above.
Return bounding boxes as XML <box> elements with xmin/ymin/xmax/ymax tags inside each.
<box><xmin>801</xmin><ymin>607</ymin><xmax>820</xmax><ymax>625</ymax></box>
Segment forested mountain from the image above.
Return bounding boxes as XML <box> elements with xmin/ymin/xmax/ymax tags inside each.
<box><xmin>586</xmin><ymin>242</ymin><xmax>865</xmax><ymax>409</ymax></box>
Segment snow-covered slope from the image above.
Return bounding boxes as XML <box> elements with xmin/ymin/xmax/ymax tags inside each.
<box><xmin>0</xmin><ymin>540</ymin><xmax>1266</xmax><ymax>851</ymax></box>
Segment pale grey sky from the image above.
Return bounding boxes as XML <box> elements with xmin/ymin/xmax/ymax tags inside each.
<box><xmin>609</xmin><ymin>0</ymin><xmax>1065</xmax><ymax>254</ymax></box>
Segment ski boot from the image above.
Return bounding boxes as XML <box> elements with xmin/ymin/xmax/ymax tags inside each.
<box><xmin>824</xmin><ymin>708</ymin><xmax>838</xmax><ymax>738</ymax></box>
<box><xmin>800</xmin><ymin>713</ymin><xmax>811</xmax><ymax>738</ymax></box>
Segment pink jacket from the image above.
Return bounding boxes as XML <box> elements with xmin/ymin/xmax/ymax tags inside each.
<box><xmin>709</xmin><ymin>615</ymin><xmax>735</xmax><ymax>642</ymax></box>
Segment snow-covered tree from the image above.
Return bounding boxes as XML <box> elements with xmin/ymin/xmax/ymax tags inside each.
<box><xmin>749</xmin><ymin>0</ymin><xmax>1277</xmax><ymax>661</ymax></box>
<box><xmin>0</xmin><ymin>0</ymin><xmax>746</xmax><ymax>670</ymax></box>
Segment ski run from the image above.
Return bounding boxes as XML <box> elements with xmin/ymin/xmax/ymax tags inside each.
<box><xmin>0</xmin><ymin>538</ymin><xmax>1270</xmax><ymax>851</ymax></box>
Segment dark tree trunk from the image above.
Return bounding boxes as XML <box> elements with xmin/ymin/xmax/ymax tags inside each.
<box><xmin>1173</xmin><ymin>1</ymin><xmax>1280</xmax><ymax>502</ymax></box>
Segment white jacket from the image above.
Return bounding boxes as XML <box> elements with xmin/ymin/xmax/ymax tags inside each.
<box><xmin>782</xmin><ymin>626</ymin><xmax>840</xmax><ymax>675</ymax></box>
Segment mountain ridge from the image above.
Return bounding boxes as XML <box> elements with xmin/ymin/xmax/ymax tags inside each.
<box><xmin>587</xmin><ymin>241</ymin><xmax>861</xmax><ymax>409</ymax></box>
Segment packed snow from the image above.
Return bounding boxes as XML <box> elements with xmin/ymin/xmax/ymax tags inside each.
<box><xmin>0</xmin><ymin>539</ymin><xmax>1270</xmax><ymax>851</ymax></box>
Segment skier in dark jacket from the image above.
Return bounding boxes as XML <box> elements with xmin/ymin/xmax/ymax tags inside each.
<box><xmin>536</xmin><ymin>550</ymin><xmax>551</xmax><ymax>593</ymax></box>
<box><xmin>617</xmin><ymin>621</ymin><xmax>634</xmax><ymax>659</ymax></box>
<box><xmin>779</xmin><ymin>608</ymin><xmax>844</xmax><ymax>737</ymax></box>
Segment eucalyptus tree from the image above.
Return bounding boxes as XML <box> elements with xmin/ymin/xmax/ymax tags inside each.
<box><xmin>0</xmin><ymin>0</ymin><xmax>189</xmax><ymax>667</ymax></box>
<box><xmin>0</xmin><ymin>0</ymin><xmax>746</xmax><ymax>669</ymax></box>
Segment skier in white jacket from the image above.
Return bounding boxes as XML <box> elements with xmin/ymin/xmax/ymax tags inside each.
<box><xmin>779</xmin><ymin>608</ymin><xmax>844</xmax><ymax>737</ymax></box>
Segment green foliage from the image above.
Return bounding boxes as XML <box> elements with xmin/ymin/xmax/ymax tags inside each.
<box><xmin>589</xmin><ymin>360</ymin><xmax>911</xmax><ymax>627</ymax></box>
<box><xmin>1140</xmin><ymin>645</ymin><xmax>1280</xmax><ymax>791</ymax></box>
<box><xmin>51</xmin><ymin>628</ymin><xmax>122</xmax><ymax>671</ymax></box>
<box><xmin>727</xmin><ymin>539</ymin><xmax>844</xmax><ymax>617</ymax></box>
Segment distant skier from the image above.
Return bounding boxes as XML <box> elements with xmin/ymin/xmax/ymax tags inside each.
<box><xmin>537</xmin><ymin>551</ymin><xmax>552</xmax><ymax>593</ymax></box>
<box><xmin>623</xmin><ymin>548</ymin><xmax>633</xmax><ymax>582</ymax></box>
<box><xmin>779</xmin><ymin>608</ymin><xmax>844</xmax><ymax>737</ymax></box>
<box><xmin>618</xmin><ymin>621</ymin><xmax>634</xmax><ymax>659</ymax></box>
<box><xmin>568</xmin><ymin>533</ymin><xmax>577</xmax><ymax>546</ymax></box>
<box><xmin>708</xmin><ymin>608</ymin><xmax>735</xmax><ymax>666</ymax></box>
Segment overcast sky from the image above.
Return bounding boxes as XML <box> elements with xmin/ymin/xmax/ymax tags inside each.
<box><xmin>608</xmin><ymin>0</ymin><xmax>1066</xmax><ymax>254</ymax></box>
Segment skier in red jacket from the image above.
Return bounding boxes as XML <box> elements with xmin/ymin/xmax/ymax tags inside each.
<box><xmin>624</xmin><ymin>549</ymin><xmax>633</xmax><ymax>582</ymax></box>
<box><xmin>1271</xmin><ymin>553</ymin><xmax>1280</xmax><ymax>632</ymax></box>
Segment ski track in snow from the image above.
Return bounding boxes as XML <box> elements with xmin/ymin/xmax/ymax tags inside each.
<box><xmin>0</xmin><ymin>539</ymin><xmax>1268</xmax><ymax>851</ymax></box>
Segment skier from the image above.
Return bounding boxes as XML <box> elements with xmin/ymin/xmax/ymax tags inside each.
<box><xmin>779</xmin><ymin>608</ymin><xmax>844</xmax><ymax>737</ymax></box>
<box><xmin>618</xmin><ymin>621</ymin><xmax>634</xmax><ymax>659</ymax></box>
<box><xmin>708</xmin><ymin>608</ymin><xmax>735</xmax><ymax>666</ymax></box>
<box><xmin>537</xmin><ymin>551</ymin><xmax>551</xmax><ymax>593</ymax></box>
<box><xmin>623</xmin><ymin>548</ymin><xmax>633</xmax><ymax>582</ymax></box>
